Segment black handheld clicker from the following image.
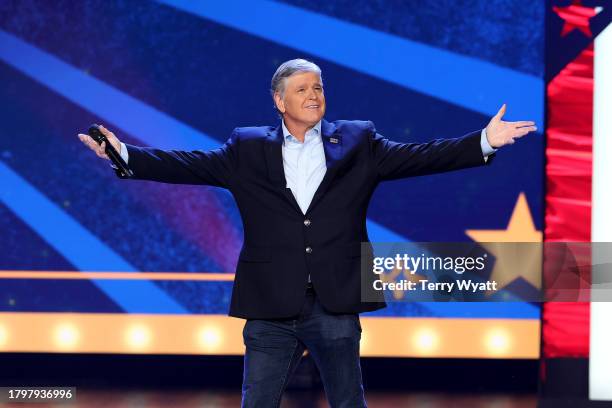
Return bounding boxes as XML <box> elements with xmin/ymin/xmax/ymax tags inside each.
<box><xmin>87</xmin><ymin>124</ymin><xmax>133</xmax><ymax>177</ymax></box>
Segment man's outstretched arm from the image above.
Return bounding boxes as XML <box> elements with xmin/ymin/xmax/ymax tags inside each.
<box><xmin>371</xmin><ymin>104</ymin><xmax>537</xmax><ymax>181</ymax></box>
<box><xmin>78</xmin><ymin>125</ymin><xmax>237</xmax><ymax>188</ymax></box>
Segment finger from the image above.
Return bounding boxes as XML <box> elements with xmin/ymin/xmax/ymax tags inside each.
<box><xmin>513</xmin><ymin>121</ymin><xmax>536</xmax><ymax>128</ymax></box>
<box><xmin>83</xmin><ymin>136</ymin><xmax>99</xmax><ymax>151</ymax></box>
<box><xmin>79</xmin><ymin>134</ymin><xmax>97</xmax><ymax>147</ymax></box>
<box><xmin>96</xmin><ymin>144</ymin><xmax>109</xmax><ymax>159</ymax></box>
<box><xmin>516</xmin><ymin>126</ymin><xmax>537</xmax><ymax>136</ymax></box>
<box><xmin>99</xmin><ymin>125</ymin><xmax>114</xmax><ymax>139</ymax></box>
<box><xmin>495</xmin><ymin>104</ymin><xmax>507</xmax><ymax>120</ymax></box>
<box><xmin>85</xmin><ymin>139</ymin><xmax>96</xmax><ymax>151</ymax></box>
<box><xmin>78</xmin><ymin>134</ymin><xmax>91</xmax><ymax>147</ymax></box>
<box><xmin>78</xmin><ymin>133</ymin><xmax>92</xmax><ymax>144</ymax></box>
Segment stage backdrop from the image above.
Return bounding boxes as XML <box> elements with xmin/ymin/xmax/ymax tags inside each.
<box><xmin>0</xmin><ymin>0</ymin><xmax>543</xmax><ymax>357</ymax></box>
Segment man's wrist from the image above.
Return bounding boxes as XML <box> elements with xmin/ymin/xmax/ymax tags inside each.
<box><xmin>119</xmin><ymin>142</ymin><xmax>128</xmax><ymax>163</ymax></box>
<box><xmin>109</xmin><ymin>142</ymin><xmax>128</xmax><ymax>170</ymax></box>
<box><xmin>480</xmin><ymin>128</ymin><xmax>497</xmax><ymax>157</ymax></box>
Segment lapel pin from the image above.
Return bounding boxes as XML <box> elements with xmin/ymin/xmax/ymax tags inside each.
<box><xmin>330</xmin><ymin>137</ymin><xmax>339</xmax><ymax>144</ymax></box>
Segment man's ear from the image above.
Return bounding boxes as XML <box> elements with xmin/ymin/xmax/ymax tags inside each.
<box><xmin>273</xmin><ymin>92</ymin><xmax>285</xmax><ymax>114</ymax></box>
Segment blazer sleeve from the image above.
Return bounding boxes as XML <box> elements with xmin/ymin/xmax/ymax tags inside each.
<box><xmin>113</xmin><ymin>130</ymin><xmax>238</xmax><ymax>188</ymax></box>
<box><xmin>368</xmin><ymin>121</ymin><xmax>493</xmax><ymax>181</ymax></box>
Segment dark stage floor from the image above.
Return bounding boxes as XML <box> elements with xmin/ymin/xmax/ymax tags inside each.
<box><xmin>1</xmin><ymin>389</ymin><xmax>537</xmax><ymax>408</ymax></box>
<box><xmin>0</xmin><ymin>354</ymin><xmax>541</xmax><ymax>407</ymax></box>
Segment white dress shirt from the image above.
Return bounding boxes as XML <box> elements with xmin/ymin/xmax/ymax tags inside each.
<box><xmin>281</xmin><ymin>120</ymin><xmax>327</xmax><ymax>215</ymax></box>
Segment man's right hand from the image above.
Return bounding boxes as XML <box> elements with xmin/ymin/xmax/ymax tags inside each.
<box><xmin>77</xmin><ymin>125</ymin><xmax>122</xmax><ymax>160</ymax></box>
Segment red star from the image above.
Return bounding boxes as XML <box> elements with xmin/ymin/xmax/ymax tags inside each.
<box><xmin>553</xmin><ymin>0</ymin><xmax>601</xmax><ymax>37</ymax></box>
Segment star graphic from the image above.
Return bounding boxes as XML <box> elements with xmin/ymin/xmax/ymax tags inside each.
<box><xmin>553</xmin><ymin>0</ymin><xmax>603</xmax><ymax>37</ymax></box>
<box><xmin>381</xmin><ymin>266</ymin><xmax>426</xmax><ymax>300</ymax></box>
<box><xmin>465</xmin><ymin>193</ymin><xmax>543</xmax><ymax>292</ymax></box>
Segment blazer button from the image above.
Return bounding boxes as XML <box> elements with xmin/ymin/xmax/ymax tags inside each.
<box><xmin>305</xmin><ymin>246</ymin><xmax>313</xmax><ymax>254</ymax></box>
<box><xmin>304</xmin><ymin>219</ymin><xmax>311</xmax><ymax>227</ymax></box>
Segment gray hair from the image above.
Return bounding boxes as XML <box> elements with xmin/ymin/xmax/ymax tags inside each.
<box><xmin>270</xmin><ymin>58</ymin><xmax>322</xmax><ymax>105</ymax></box>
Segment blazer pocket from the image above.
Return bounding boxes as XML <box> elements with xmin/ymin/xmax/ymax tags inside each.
<box><xmin>238</xmin><ymin>247</ymin><xmax>272</xmax><ymax>263</ymax></box>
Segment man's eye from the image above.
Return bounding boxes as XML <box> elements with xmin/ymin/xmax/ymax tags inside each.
<box><xmin>297</xmin><ymin>89</ymin><xmax>304</xmax><ymax>92</ymax></box>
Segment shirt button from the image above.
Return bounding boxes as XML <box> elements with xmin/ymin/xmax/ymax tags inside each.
<box><xmin>305</xmin><ymin>247</ymin><xmax>313</xmax><ymax>254</ymax></box>
<box><xmin>304</xmin><ymin>219</ymin><xmax>311</xmax><ymax>227</ymax></box>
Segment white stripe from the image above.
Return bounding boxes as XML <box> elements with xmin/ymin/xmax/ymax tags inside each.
<box><xmin>590</xmin><ymin>20</ymin><xmax>612</xmax><ymax>402</ymax></box>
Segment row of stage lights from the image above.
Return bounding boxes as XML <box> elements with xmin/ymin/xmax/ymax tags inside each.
<box><xmin>0</xmin><ymin>323</ymin><xmax>514</xmax><ymax>356</ymax></box>
<box><xmin>0</xmin><ymin>324</ymin><xmax>225</xmax><ymax>352</ymax></box>
<box><xmin>409</xmin><ymin>327</ymin><xmax>513</xmax><ymax>356</ymax></box>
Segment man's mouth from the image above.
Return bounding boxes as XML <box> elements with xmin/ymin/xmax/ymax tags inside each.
<box><xmin>305</xmin><ymin>105</ymin><xmax>319</xmax><ymax>109</ymax></box>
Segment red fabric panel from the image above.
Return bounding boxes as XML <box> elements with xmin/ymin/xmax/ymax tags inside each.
<box><xmin>542</xmin><ymin>45</ymin><xmax>593</xmax><ymax>358</ymax></box>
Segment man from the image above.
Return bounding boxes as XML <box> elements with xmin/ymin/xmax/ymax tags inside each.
<box><xmin>78</xmin><ymin>59</ymin><xmax>537</xmax><ymax>407</ymax></box>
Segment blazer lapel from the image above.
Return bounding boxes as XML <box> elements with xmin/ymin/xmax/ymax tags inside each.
<box><xmin>306</xmin><ymin>119</ymin><xmax>343</xmax><ymax>214</ymax></box>
<box><xmin>265</xmin><ymin>124</ymin><xmax>303</xmax><ymax>214</ymax></box>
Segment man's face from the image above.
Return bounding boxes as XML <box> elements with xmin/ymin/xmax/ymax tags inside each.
<box><xmin>275</xmin><ymin>71</ymin><xmax>325</xmax><ymax>128</ymax></box>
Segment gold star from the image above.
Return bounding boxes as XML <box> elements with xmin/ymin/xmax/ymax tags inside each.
<box><xmin>465</xmin><ymin>193</ymin><xmax>542</xmax><ymax>291</ymax></box>
<box><xmin>381</xmin><ymin>266</ymin><xmax>426</xmax><ymax>300</ymax></box>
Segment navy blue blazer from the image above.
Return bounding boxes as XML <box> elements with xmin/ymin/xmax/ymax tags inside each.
<box><xmin>117</xmin><ymin>119</ymin><xmax>492</xmax><ymax>319</ymax></box>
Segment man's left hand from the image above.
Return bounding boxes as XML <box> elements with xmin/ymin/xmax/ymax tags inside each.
<box><xmin>485</xmin><ymin>104</ymin><xmax>538</xmax><ymax>148</ymax></box>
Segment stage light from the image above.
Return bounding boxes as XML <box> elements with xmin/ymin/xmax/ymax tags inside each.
<box><xmin>360</xmin><ymin>331</ymin><xmax>368</xmax><ymax>352</ymax></box>
<box><xmin>0</xmin><ymin>325</ymin><xmax>7</xmax><ymax>347</ymax></box>
<box><xmin>54</xmin><ymin>324</ymin><xmax>79</xmax><ymax>349</ymax></box>
<box><xmin>126</xmin><ymin>325</ymin><xmax>151</xmax><ymax>349</ymax></box>
<box><xmin>197</xmin><ymin>326</ymin><xmax>222</xmax><ymax>351</ymax></box>
<box><xmin>485</xmin><ymin>328</ymin><xmax>511</xmax><ymax>355</ymax></box>
<box><xmin>413</xmin><ymin>328</ymin><xmax>439</xmax><ymax>354</ymax></box>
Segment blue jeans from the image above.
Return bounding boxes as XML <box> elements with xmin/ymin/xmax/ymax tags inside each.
<box><xmin>241</xmin><ymin>285</ymin><xmax>366</xmax><ymax>407</ymax></box>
